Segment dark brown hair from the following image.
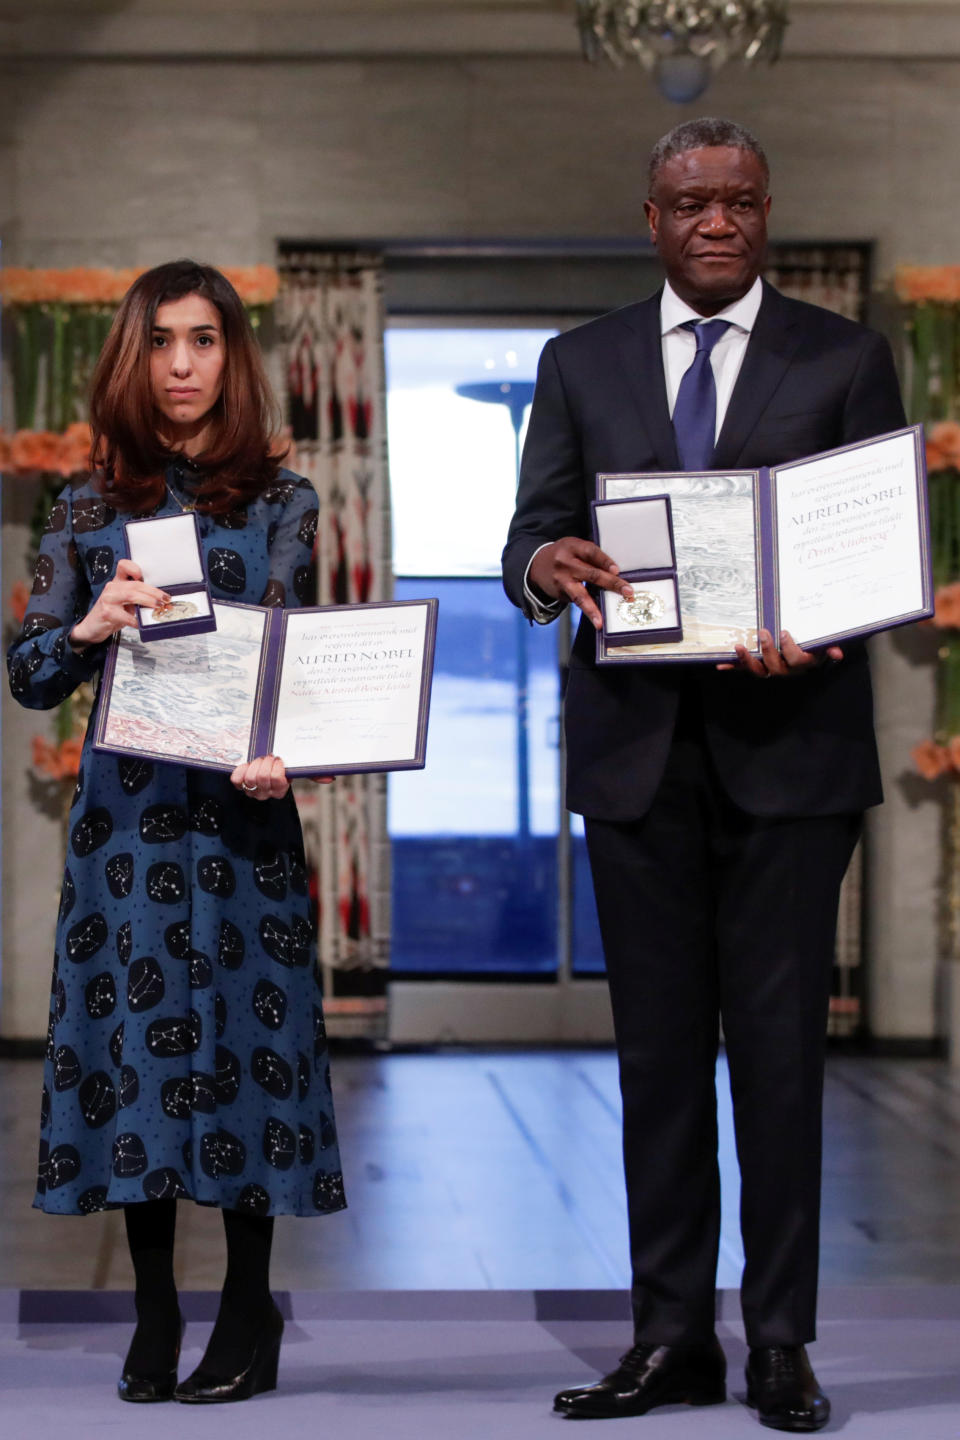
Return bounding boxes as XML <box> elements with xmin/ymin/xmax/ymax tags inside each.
<box><xmin>90</xmin><ymin>259</ymin><xmax>285</xmax><ymax>513</ymax></box>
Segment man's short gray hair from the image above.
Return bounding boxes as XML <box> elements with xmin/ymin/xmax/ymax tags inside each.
<box><xmin>648</xmin><ymin>118</ymin><xmax>769</xmax><ymax>195</ymax></box>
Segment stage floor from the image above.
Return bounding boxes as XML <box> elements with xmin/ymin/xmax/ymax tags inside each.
<box><xmin>4</xmin><ymin>1048</ymin><xmax>960</xmax><ymax>1436</ymax></box>
<box><xmin>3</xmin><ymin>1288</ymin><xmax>960</xmax><ymax>1439</ymax></box>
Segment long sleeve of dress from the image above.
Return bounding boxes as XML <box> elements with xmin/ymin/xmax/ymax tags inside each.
<box><xmin>259</xmin><ymin>473</ymin><xmax>319</xmax><ymax>611</ymax></box>
<box><xmin>7</xmin><ymin>485</ymin><xmax>107</xmax><ymax>710</ymax></box>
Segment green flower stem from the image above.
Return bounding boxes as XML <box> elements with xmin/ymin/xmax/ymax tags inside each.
<box><xmin>13</xmin><ymin>308</ymin><xmax>42</xmax><ymax>430</ymax></box>
<box><xmin>910</xmin><ymin>303</ymin><xmax>939</xmax><ymax>422</ymax></box>
<box><xmin>48</xmin><ymin>304</ymin><xmax>68</xmax><ymax>431</ymax></box>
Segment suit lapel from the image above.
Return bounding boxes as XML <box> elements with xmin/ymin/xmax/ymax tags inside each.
<box><xmin>615</xmin><ymin>293</ymin><xmax>680</xmax><ymax>471</ymax></box>
<box><xmin>713</xmin><ymin>280</ymin><xmax>803</xmax><ymax>470</ymax></box>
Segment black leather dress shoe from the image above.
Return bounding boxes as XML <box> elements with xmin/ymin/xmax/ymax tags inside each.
<box><xmin>745</xmin><ymin>1346</ymin><xmax>830</xmax><ymax>1432</ymax></box>
<box><xmin>553</xmin><ymin>1337</ymin><xmax>726</xmax><ymax>1418</ymax></box>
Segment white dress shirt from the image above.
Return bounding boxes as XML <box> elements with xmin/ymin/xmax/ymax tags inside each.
<box><xmin>523</xmin><ymin>276</ymin><xmax>764</xmax><ymax>622</ymax></box>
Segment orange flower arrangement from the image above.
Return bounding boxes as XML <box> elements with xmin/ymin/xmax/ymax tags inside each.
<box><xmin>57</xmin><ymin>422</ymin><xmax>93</xmax><ymax>476</ymax></box>
<box><xmin>31</xmin><ymin>735</ymin><xmax>83</xmax><ymax>781</ymax></box>
<box><xmin>0</xmin><ymin>265</ymin><xmax>279</xmax><ymax>307</ymax></box>
<box><xmin>8</xmin><ymin>429</ymin><xmax>62</xmax><ymax>473</ymax></box>
<box><xmin>912</xmin><ymin>739</ymin><xmax>954</xmax><ymax>780</ymax></box>
<box><xmin>933</xmin><ymin>582</ymin><xmax>960</xmax><ymax>628</ymax></box>
<box><xmin>8</xmin><ymin>580</ymin><xmax>30</xmax><ymax>625</ymax></box>
<box><xmin>222</xmin><ymin>265</ymin><xmax>280</xmax><ymax>307</ymax></box>
<box><xmin>927</xmin><ymin>420</ymin><xmax>960</xmax><ymax>472</ymax></box>
<box><xmin>3</xmin><ymin>424</ymin><xmax>92</xmax><ymax>476</ymax></box>
<box><xmin>895</xmin><ymin>266</ymin><xmax>960</xmax><ymax>304</ymax></box>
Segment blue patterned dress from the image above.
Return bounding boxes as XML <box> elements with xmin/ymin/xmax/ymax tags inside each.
<box><xmin>7</xmin><ymin>463</ymin><xmax>346</xmax><ymax>1219</ymax></box>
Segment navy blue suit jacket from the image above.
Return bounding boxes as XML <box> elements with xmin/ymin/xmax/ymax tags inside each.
<box><xmin>502</xmin><ymin>281</ymin><xmax>907</xmax><ymax>821</ymax></box>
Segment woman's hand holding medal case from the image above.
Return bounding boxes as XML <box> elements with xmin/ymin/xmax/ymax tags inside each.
<box><xmin>124</xmin><ymin>512</ymin><xmax>217</xmax><ymax>640</ymax></box>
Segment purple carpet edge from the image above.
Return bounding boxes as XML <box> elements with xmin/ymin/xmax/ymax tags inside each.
<box><xmin>6</xmin><ymin>1286</ymin><xmax>960</xmax><ymax>1326</ymax></box>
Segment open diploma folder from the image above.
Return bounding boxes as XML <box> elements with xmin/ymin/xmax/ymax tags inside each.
<box><xmin>595</xmin><ymin>425</ymin><xmax>933</xmax><ymax>664</ymax></box>
<box><xmin>93</xmin><ymin>598</ymin><xmax>438</xmax><ymax>776</ymax></box>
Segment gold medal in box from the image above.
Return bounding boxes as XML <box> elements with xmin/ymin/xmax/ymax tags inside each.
<box><xmin>124</xmin><ymin>513</ymin><xmax>217</xmax><ymax>642</ymax></box>
<box><xmin>591</xmin><ymin>494</ymin><xmax>683</xmax><ymax>648</ymax></box>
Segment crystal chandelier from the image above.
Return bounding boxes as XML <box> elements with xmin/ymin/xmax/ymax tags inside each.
<box><xmin>575</xmin><ymin>1</ymin><xmax>790</xmax><ymax>104</ymax></box>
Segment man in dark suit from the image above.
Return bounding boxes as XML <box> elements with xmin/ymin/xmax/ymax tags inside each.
<box><xmin>502</xmin><ymin>118</ymin><xmax>905</xmax><ymax>1433</ymax></box>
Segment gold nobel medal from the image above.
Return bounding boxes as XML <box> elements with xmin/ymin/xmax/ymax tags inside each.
<box><xmin>617</xmin><ymin>591</ymin><xmax>665</xmax><ymax>628</ymax></box>
<box><xmin>151</xmin><ymin>600</ymin><xmax>199</xmax><ymax>623</ymax></box>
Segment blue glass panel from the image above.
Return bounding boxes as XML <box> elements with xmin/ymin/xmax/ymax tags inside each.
<box><xmin>571</xmin><ymin>816</ymin><xmax>605</xmax><ymax>975</ymax></box>
<box><xmin>389</xmin><ymin>578</ymin><xmax>560</xmax><ymax>975</ymax></box>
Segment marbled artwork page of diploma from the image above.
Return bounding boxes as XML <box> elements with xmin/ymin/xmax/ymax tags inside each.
<box><xmin>101</xmin><ymin>603</ymin><xmax>266</xmax><ymax>767</ymax></box>
<box><xmin>272</xmin><ymin>605</ymin><xmax>429</xmax><ymax>771</ymax></box>
<box><xmin>602</xmin><ymin>473</ymin><xmax>759</xmax><ymax>657</ymax></box>
<box><xmin>774</xmin><ymin>431</ymin><xmax>924</xmax><ymax>647</ymax></box>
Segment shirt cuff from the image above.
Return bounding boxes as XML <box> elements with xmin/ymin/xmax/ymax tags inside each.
<box><xmin>59</xmin><ymin>631</ymin><xmax>107</xmax><ymax>682</ymax></box>
<box><xmin>523</xmin><ymin>544</ymin><xmax>566</xmax><ymax>625</ymax></box>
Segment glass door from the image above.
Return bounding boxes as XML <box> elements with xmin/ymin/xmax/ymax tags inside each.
<box><xmin>385</xmin><ymin>324</ymin><xmax>613</xmax><ymax>1041</ymax></box>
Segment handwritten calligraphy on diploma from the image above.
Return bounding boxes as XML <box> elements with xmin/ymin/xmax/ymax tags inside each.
<box><xmin>272</xmin><ymin>607</ymin><xmax>429</xmax><ymax>770</ymax></box>
<box><xmin>775</xmin><ymin>431</ymin><xmax>924</xmax><ymax>642</ymax></box>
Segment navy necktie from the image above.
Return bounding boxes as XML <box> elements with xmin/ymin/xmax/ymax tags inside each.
<box><xmin>671</xmin><ymin>319</ymin><xmax>731</xmax><ymax>472</ymax></box>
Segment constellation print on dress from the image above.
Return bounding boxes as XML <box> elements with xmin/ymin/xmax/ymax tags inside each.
<box><xmin>45</xmin><ymin>1145</ymin><xmax>82</xmax><ymax>1191</ymax></box>
<box><xmin>298</xmin><ymin>1053</ymin><xmax>311</xmax><ymax>1101</ymax></box>
<box><xmin>109</xmin><ymin>1021</ymin><xmax>124</xmax><ymax>1066</ymax></box>
<box><xmin>259</xmin><ymin>915</ymin><xmax>291</xmax><ymax>966</ymax></box>
<box><xmin>215</xmin><ymin>1046</ymin><xmax>242</xmax><ymax>1104</ymax></box>
<box><xmin>263</xmin><ymin>1118</ymin><xmax>297</xmax><ymax>1170</ymax></box>
<box><xmin>139</xmin><ymin>805</ymin><xmax>188</xmax><ymax>844</ymax></box>
<box><xmin>236</xmin><ymin>1183</ymin><xmax>271</xmax><ymax>1215</ymax></box>
<box><xmin>118</xmin><ymin>757</ymin><xmax>154</xmax><ymax>795</ymax></box>
<box><xmin>197</xmin><ymin>856</ymin><xmax>235</xmax><ymax>897</ymax></box>
<box><xmin>112</xmin><ymin>1132</ymin><xmax>148</xmax><ymax>1178</ymax></box>
<box><xmin>312</xmin><ymin>1170</ymin><xmax>345</xmax><ymax>1213</ymax></box>
<box><xmin>127</xmin><ymin>956</ymin><xmax>165</xmax><ymax>1012</ymax></box>
<box><xmin>207</xmin><ymin>548</ymin><xmax>247</xmax><ymax>594</ymax></box>
<box><xmin>53</xmin><ymin>975</ymin><xmax>67</xmax><ymax>1023</ymax></box>
<box><xmin>117</xmin><ymin>921</ymin><xmax>132</xmax><ymax>966</ymax></box>
<box><xmin>146</xmin><ymin>1011</ymin><xmax>202</xmax><ymax>1058</ymax></box>
<box><xmin>71</xmin><ymin>808</ymin><xmax>113</xmax><ymax>858</ymax></box>
<box><xmin>87</xmin><ymin>546</ymin><xmax>114</xmax><ymax>584</ymax></box>
<box><xmin>105</xmin><ymin>852</ymin><xmax>135</xmax><ymax>899</ymax></box>
<box><xmin>65</xmin><ymin>912</ymin><xmax>108</xmax><ymax>963</ymax></box>
<box><xmin>145</xmin><ymin>862</ymin><xmax>186</xmax><ymax>904</ymax></box>
<box><xmin>199</xmin><ymin>1129</ymin><xmax>246</xmax><ymax>1178</ymax></box>
<box><xmin>190</xmin><ymin>953</ymin><xmax>214</xmax><ymax>989</ymax></box>
<box><xmin>254</xmin><ymin>850</ymin><xmax>287</xmax><ymax>901</ymax></box>
<box><xmin>119</xmin><ymin>1065</ymin><xmax>139</xmax><ymax>1109</ymax></box>
<box><xmin>251</xmin><ymin>1047</ymin><xmax>293</xmax><ymax>1100</ymax></box>
<box><xmin>189</xmin><ymin>797</ymin><xmax>223</xmax><ymax>836</ymax></box>
<box><xmin>53</xmin><ymin>1045</ymin><xmax>82</xmax><ymax>1091</ymax></box>
<box><xmin>84</xmin><ymin>972</ymin><xmax>117</xmax><ymax>1019</ymax></box>
<box><xmin>142</xmin><ymin>1167</ymin><xmax>188</xmax><ymax>1201</ymax></box>
<box><xmin>59</xmin><ymin>868</ymin><xmax>76</xmax><ymax>920</ymax></box>
<box><xmin>252</xmin><ymin>980</ymin><xmax>287</xmax><ymax>1030</ymax></box>
<box><xmin>78</xmin><ymin>1071</ymin><xmax>117</xmax><ymax>1129</ymax></box>
<box><xmin>217</xmin><ymin>920</ymin><xmax>244</xmax><ymax>970</ymax></box>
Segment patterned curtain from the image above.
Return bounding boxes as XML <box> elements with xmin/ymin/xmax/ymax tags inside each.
<box><xmin>769</xmin><ymin>241</ymin><xmax>873</xmax><ymax>1037</ymax></box>
<box><xmin>276</xmin><ymin>250</ymin><xmax>392</xmax><ymax>1039</ymax></box>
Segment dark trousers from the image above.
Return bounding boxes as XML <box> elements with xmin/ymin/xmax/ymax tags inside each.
<box><xmin>584</xmin><ymin>732</ymin><xmax>860</xmax><ymax>1349</ymax></box>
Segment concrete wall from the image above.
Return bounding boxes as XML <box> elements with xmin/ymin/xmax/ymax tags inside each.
<box><xmin>1</xmin><ymin>0</ymin><xmax>955</xmax><ymax>1039</ymax></box>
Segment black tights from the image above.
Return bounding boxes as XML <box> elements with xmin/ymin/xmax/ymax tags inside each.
<box><xmin>123</xmin><ymin>1201</ymin><xmax>275</xmax><ymax>1378</ymax></box>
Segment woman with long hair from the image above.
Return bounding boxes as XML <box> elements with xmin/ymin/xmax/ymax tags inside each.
<box><xmin>8</xmin><ymin>260</ymin><xmax>345</xmax><ymax>1404</ymax></box>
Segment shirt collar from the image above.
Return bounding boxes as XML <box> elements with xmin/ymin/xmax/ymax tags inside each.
<box><xmin>660</xmin><ymin>275</ymin><xmax>763</xmax><ymax>336</ymax></box>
